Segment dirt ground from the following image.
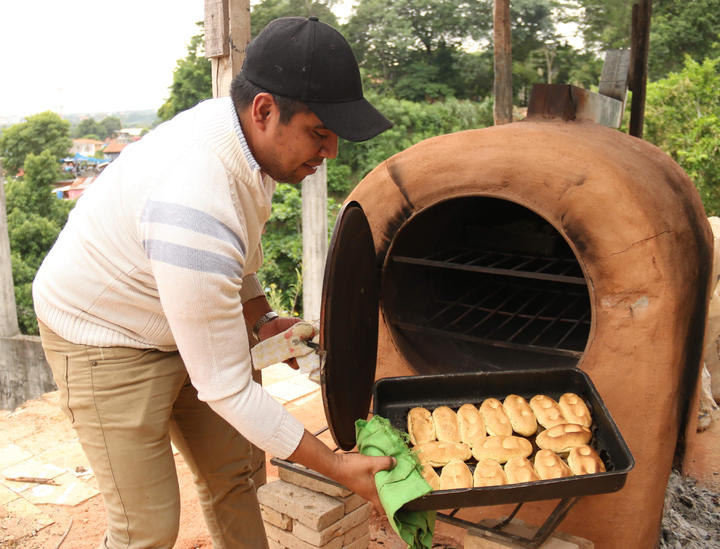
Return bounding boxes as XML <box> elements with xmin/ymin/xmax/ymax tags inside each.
<box><xmin>0</xmin><ymin>392</ymin><xmax>465</xmax><ymax>548</ymax></box>
<box><xmin>1</xmin><ymin>392</ymin><xmax>718</xmax><ymax>548</ymax></box>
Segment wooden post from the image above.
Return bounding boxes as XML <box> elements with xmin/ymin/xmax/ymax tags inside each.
<box><xmin>493</xmin><ymin>0</ymin><xmax>513</xmax><ymax>125</ymax></box>
<box><xmin>0</xmin><ymin>172</ymin><xmax>19</xmax><ymax>337</ymax></box>
<box><xmin>629</xmin><ymin>0</ymin><xmax>652</xmax><ymax>138</ymax></box>
<box><xmin>301</xmin><ymin>162</ymin><xmax>328</xmax><ymax>323</ymax></box>
<box><xmin>205</xmin><ymin>0</ymin><xmax>251</xmax><ymax>98</ymax></box>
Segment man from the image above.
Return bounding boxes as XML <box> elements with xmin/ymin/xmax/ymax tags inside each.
<box><xmin>33</xmin><ymin>16</ymin><xmax>394</xmax><ymax>549</ymax></box>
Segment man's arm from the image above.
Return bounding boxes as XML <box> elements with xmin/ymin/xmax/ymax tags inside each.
<box><xmin>288</xmin><ymin>430</ymin><xmax>394</xmax><ymax>512</ymax></box>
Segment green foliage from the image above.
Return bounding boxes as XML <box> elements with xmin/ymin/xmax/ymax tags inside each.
<box><xmin>5</xmin><ymin>150</ymin><xmax>74</xmax><ymax>334</ymax></box>
<box><xmin>73</xmin><ymin>116</ymin><xmax>122</xmax><ymax>140</ymax></box>
<box><xmin>257</xmin><ymin>184</ymin><xmax>304</xmax><ymax>314</ymax></box>
<box><xmin>4</xmin><ymin>149</ymin><xmax>73</xmax><ymax>334</ymax></box>
<box><xmin>334</xmin><ymin>95</ymin><xmax>493</xmax><ymax>192</ymax></box>
<box><xmin>251</xmin><ymin>0</ymin><xmax>339</xmax><ymax>36</ymax></box>
<box><xmin>157</xmin><ymin>23</ymin><xmax>212</xmax><ymax>122</ymax></box>
<box><xmin>6</xmin><ymin>151</ymin><xmax>59</xmax><ymax>218</ymax></box>
<box><xmin>562</xmin><ymin>0</ymin><xmax>632</xmax><ymax>51</ymax></box>
<box><xmin>0</xmin><ymin>111</ymin><xmax>72</xmax><ymax>175</ymax></box>
<box><xmin>10</xmin><ymin>250</ymin><xmax>39</xmax><ymax>335</ymax></box>
<box><xmin>649</xmin><ymin>0</ymin><xmax>720</xmax><ymax>80</ymax></box>
<box><xmin>345</xmin><ymin>0</ymin><xmax>491</xmax><ymax>100</ymax></box>
<box><xmin>644</xmin><ymin>55</ymin><xmax>720</xmax><ymax>215</ymax></box>
<box><xmin>264</xmin><ymin>270</ymin><xmax>303</xmax><ymax>317</ymax></box>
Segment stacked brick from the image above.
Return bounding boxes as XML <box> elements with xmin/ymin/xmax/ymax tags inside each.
<box><xmin>257</xmin><ymin>466</ymin><xmax>371</xmax><ymax>549</ymax></box>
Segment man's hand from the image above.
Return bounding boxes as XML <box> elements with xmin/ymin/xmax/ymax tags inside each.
<box><xmin>258</xmin><ymin>316</ymin><xmax>313</xmax><ymax>369</ymax></box>
<box><xmin>330</xmin><ymin>452</ymin><xmax>395</xmax><ymax>513</ymax></box>
<box><xmin>288</xmin><ymin>431</ymin><xmax>395</xmax><ymax>514</ymax></box>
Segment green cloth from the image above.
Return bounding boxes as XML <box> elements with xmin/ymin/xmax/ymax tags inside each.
<box><xmin>355</xmin><ymin>415</ymin><xmax>436</xmax><ymax>549</ymax></box>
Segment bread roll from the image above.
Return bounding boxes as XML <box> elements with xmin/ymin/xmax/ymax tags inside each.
<box><xmin>414</xmin><ymin>441</ymin><xmax>472</xmax><ymax>467</ymax></box>
<box><xmin>567</xmin><ymin>445</ymin><xmax>606</xmax><ymax>475</ymax></box>
<box><xmin>558</xmin><ymin>393</ymin><xmax>593</xmax><ymax>428</ymax></box>
<box><xmin>439</xmin><ymin>459</ymin><xmax>473</xmax><ymax>490</ymax></box>
<box><xmin>473</xmin><ymin>458</ymin><xmax>508</xmax><ymax>487</ymax></box>
<box><xmin>471</xmin><ymin>435</ymin><xmax>533</xmax><ymax>464</ymax></box>
<box><xmin>504</xmin><ymin>456</ymin><xmax>540</xmax><ymax>484</ymax></box>
<box><xmin>529</xmin><ymin>395</ymin><xmax>566</xmax><ymax>429</ymax></box>
<box><xmin>533</xmin><ymin>449</ymin><xmax>573</xmax><ymax>480</ymax></box>
<box><xmin>432</xmin><ymin>406</ymin><xmax>461</xmax><ymax>443</ymax></box>
<box><xmin>535</xmin><ymin>422</ymin><xmax>592</xmax><ymax>455</ymax></box>
<box><xmin>420</xmin><ymin>464</ymin><xmax>441</xmax><ymax>491</ymax></box>
<box><xmin>479</xmin><ymin>398</ymin><xmax>513</xmax><ymax>436</ymax></box>
<box><xmin>407</xmin><ymin>407</ymin><xmax>436</xmax><ymax>445</ymax></box>
<box><xmin>457</xmin><ymin>403</ymin><xmax>486</xmax><ymax>446</ymax></box>
<box><xmin>503</xmin><ymin>394</ymin><xmax>538</xmax><ymax>437</ymax></box>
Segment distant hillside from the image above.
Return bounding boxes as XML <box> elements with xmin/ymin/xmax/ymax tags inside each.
<box><xmin>64</xmin><ymin>109</ymin><xmax>159</xmax><ymax>129</ymax></box>
<box><xmin>0</xmin><ymin>110</ymin><xmax>160</xmax><ymax>130</ymax></box>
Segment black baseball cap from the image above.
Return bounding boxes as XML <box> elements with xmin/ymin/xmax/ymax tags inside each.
<box><xmin>242</xmin><ymin>16</ymin><xmax>393</xmax><ymax>142</ymax></box>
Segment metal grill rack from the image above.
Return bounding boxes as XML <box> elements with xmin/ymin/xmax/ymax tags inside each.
<box><xmin>391</xmin><ymin>249</ymin><xmax>590</xmax><ymax>358</ymax></box>
<box><xmin>393</xmin><ymin>248</ymin><xmax>586</xmax><ymax>285</ymax></box>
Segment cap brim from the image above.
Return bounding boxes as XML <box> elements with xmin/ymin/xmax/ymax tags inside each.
<box><xmin>306</xmin><ymin>97</ymin><xmax>393</xmax><ymax>142</ymax></box>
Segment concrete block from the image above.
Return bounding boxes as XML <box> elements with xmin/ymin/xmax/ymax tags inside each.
<box><xmin>464</xmin><ymin>518</ymin><xmax>594</xmax><ymax>549</ymax></box>
<box><xmin>260</xmin><ymin>504</ymin><xmax>292</xmax><ymax>531</ymax></box>
<box><xmin>340</xmin><ymin>493</ymin><xmax>366</xmax><ymax>513</ymax></box>
<box><xmin>341</xmin><ymin>521</ymin><xmax>370</xmax><ymax>546</ymax></box>
<box><xmin>343</xmin><ymin>532</ymin><xmax>370</xmax><ymax>549</ymax></box>
<box><xmin>267</xmin><ymin>539</ymin><xmax>287</xmax><ymax>549</ymax></box>
<box><xmin>292</xmin><ymin>502</ymin><xmax>371</xmax><ymax>546</ymax></box>
<box><xmin>257</xmin><ymin>480</ymin><xmax>344</xmax><ymax>530</ymax></box>
<box><xmin>278</xmin><ymin>465</ymin><xmax>352</xmax><ymax>497</ymax></box>
<box><xmin>264</xmin><ymin>522</ymin><xmax>343</xmax><ymax>549</ymax></box>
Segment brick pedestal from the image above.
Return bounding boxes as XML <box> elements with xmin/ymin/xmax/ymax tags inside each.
<box><xmin>257</xmin><ymin>466</ymin><xmax>370</xmax><ymax>549</ymax></box>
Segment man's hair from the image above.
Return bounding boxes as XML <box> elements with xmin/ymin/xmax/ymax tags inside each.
<box><xmin>230</xmin><ymin>73</ymin><xmax>309</xmax><ymax>124</ymax></box>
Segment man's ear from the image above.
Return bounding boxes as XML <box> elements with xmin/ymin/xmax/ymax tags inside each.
<box><xmin>251</xmin><ymin>93</ymin><xmax>276</xmax><ymax>130</ymax></box>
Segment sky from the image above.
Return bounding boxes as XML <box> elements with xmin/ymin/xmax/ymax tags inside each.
<box><xmin>0</xmin><ymin>1</ymin><xmax>208</xmax><ymax>121</ymax></box>
<box><xmin>0</xmin><ymin>1</ymin><xmax>356</xmax><ymax>123</ymax></box>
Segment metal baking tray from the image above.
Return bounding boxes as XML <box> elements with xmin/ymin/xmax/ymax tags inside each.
<box><xmin>372</xmin><ymin>368</ymin><xmax>634</xmax><ymax>511</ymax></box>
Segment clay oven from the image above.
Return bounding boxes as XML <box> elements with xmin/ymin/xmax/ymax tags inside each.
<box><xmin>321</xmin><ymin>115</ymin><xmax>712</xmax><ymax>548</ymax></box>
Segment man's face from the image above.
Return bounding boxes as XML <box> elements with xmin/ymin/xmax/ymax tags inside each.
<box><xmin>255</xmin><ymin>108</ymin><xmax>339</xmax><ymax>184</ymax></box>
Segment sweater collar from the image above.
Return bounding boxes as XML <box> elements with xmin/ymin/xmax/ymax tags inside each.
<box><xmin>230</xmin><ymin>102</ymin><xmax>261</xmax><ymax>172</ymax></box>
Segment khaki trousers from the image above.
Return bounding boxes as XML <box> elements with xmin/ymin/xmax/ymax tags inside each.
<box><xmin>38</xmin><ymin>323</ymin><xmax>268</xmax><ymax>549</ymax></box>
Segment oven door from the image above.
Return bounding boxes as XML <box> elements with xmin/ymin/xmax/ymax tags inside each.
<box><xmin>320</xmin><ymin>201</ymin><xmax>379</xmax><ymax>450</ymax></box>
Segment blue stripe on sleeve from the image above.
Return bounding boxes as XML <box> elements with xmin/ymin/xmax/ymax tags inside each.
<box><xmin>141</xmin><ymin>200</ymin><xmax>246</xmax><ymax>257</ymax></box>
<box><xmin>143</xmin><ymin>239</ymin><xmax>244</xmax><ymax>278</ymax></box>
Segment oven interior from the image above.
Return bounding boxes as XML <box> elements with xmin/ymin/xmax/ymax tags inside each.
<box><xmin>381</xmin><ymin>197</ymin><xmax>591</xmax><ymax>374</ymax></box>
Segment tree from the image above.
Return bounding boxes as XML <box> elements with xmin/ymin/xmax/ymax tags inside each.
<box><xmin>74</xmin><ymin>116</ymin><xmax>123</xmax><ymax>140</ymax></box>
<box><xmin>648</xmin><ymin>0</ymin><xmax>720</xmax><ymax>80</ymax></box>
<box><xmin>251</xmin><ymin>0</ymin><xmax>339</xmax><ymax>36</ymax></box>
<box><xmin>345</xmin><ymin>0</ymin><xmax>492</xmax><ymax>99</ymax></box>
<box><xmin>157</xmin><ymin>23</ymin><xmax>213</xmax><ymax>121</ymax></box>
<box><xmin>5</xmin><ymin>150</ymin><xmax>74</xmax><ymax>334</ymax></box>
<box><xmin>99</xmin><ymin>116</ymin><xmax>122</xmax><ymax>139</ymax></box>
<box><xmin>563</xmin><ymin>0</ymin><xmax>720</xmax><ymax>81</ymax></box>
<box><xmin>644</xmin><ymin>55</ymin><xmax>720</xmax><ymax>215</ymax></box>
<box><xmin>331</xmin><ymin>94</ymin><xmax>493</xmax><ymax>196</ymax></box>
<box><xmin>73</xmin><ymin>118</ymin><xmax>104</xmax><ymax>139</ymax></box>
<box><xmin>0</xmin><ymin>111</ymin><xmax>72</xmax><ymax>175</ymax></box>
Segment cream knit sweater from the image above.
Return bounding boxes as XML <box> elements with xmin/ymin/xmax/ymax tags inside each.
<box><xmin>33</xmin><ymin>98</ymin><xmax>304</xmax><ymax>458</ymax></box>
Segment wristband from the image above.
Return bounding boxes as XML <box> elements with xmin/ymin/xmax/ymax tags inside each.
<box><xmin>252</xmin><ymin>311</ymin><xmax>279</xmax><ymax>340</ymax></box>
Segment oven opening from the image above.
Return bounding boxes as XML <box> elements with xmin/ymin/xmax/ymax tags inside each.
<box><xmin>381</xmin><ymin>197</ymin><xmax>591</xmax><ymax>374</ymax></box>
